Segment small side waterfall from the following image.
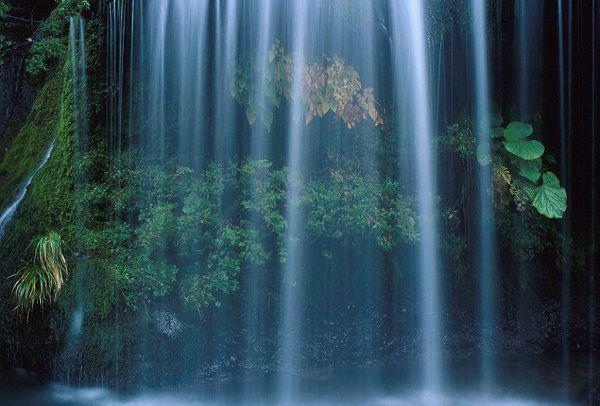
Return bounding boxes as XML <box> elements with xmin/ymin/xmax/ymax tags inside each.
<box><xmin>0</xmin><ymin>143</ymin><xmax>54</xmax><ymax>239</ymax></box>
<box><xmin>68</xmin><ymin>13</ymin><xmax>88</xmax><ymax>343</ymax></box>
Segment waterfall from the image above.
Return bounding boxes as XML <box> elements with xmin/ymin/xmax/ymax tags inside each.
<box><xmin>589</xmin><ymin>1</ymin><xmax>597</xmax><ymax>401</ymax></box>
<box><xmin>91</xmin><ymin>1</ymin><xmax>591</xmax><ymax>403</ymax></box>
<box><xmin>471</xmin><ymin>0</ymin><xmax>497</xmax><ymax>390</ymax></box>
<box><xmin>557</xmin><ymin>0</ymin><xmax>574</xmax><ymax>398</ymax></box>
<box><xmin>513</xmin><ymin>0</ymin><xmax>545</xmax><ymax>354</ymax></box>
<box><xmin>389</xmin><ymin>0</ymin><xmax>442</xmax><ymax>395</ymax></box>
<box><xmin>242</xmin><ymin>0</ymin><xmax>275</xmax><ymax>399</ymax></box>
<box><xmin>515</xmin><ymin>0</ymin><xmax>545</xmax><ymax>120</ymax></box>
<box><xmin>278</xmin><ymin>1</ymin><xmax>309</xmax><ymax>401</ymax></box>
<box><xmin>214</xmin><ymin>0</ymin><xmax>239</xmax><ymax>165</ymax></box>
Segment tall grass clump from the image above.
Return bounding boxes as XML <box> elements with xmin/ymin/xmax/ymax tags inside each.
<box><xmin>12</xmin><ymin>231</ymin><xmax>68</xmax><ymax>319</ymax></box>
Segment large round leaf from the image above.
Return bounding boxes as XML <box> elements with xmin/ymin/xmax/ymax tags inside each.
<box><xmin>517</xmin><ymin>158</ymin><xmax>542</xmax><ymax>182</ymax></box>
<box><xmin>541</xmin><ymin>171</ymin><xmax>561</xmax><ymax>188</ymax></box>
<box><xmin>503</xmin><ymin>121</ymin><xmax>533</xmax><ymax>142</ymax></box>
<box><xmin>503</xmin><ymin>139</ymin><xmax>545</xmax><ymax>160</ymax></box>
<box><xmin>532</xmin><ymin>172</ymin><xmax>567</xmax><ymax>218</ymax></box>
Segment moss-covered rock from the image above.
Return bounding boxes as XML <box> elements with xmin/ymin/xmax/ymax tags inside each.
<box><xmin>0</xmin><ymin>55</ymin><xmax>75</xmax><ymax>375</ymax></box>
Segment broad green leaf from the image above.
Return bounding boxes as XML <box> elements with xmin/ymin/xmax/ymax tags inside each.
<box><xmin>503</xmin><ymin>139</ymin><xmax>545</xmax><ymax>160</ymax></box>
<box><xmin>503</xmin><ymin>121</ymin><xmax>533</xmax><ymax>142</ymax></box>
<box><xmin>520</xmin><ymin>181</ymin><xmax>539</xmax><ymax>201</ymax></box>
<box><xmin>542</xmin><ymin>171</ymin><xmax>561</xmax><ymax>188</ymax></box>
<box><xmin>517</xmin><ymin>158</ymin><xmax>542</xmax><ymax>182</ymax></box>
<box><xmin>532</xmin><ymin>172</ymin><xmax>567</xmax><ymax>218</ymax></box>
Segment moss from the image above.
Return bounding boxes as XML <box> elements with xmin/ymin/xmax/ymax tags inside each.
<box><xmin>0</xmin><ymin>71</ymin><xmax>63</xmax><ymax>212</ymax></box>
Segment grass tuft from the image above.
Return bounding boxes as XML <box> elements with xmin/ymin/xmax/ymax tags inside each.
<box><xmin>11</xmin><ymin>231</ymin><xmax>68</xmax><ymax>320</ymax></box>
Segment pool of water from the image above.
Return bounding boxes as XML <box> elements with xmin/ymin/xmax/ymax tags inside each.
<box><xmin>1</xmin><ymin>354</ymin><xmax>584</xmax><ymax>405</ymax></box>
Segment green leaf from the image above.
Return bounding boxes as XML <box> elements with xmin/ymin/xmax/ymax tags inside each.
<box><xmin>532</xmin><ymin>171</ymin><xmax>567</xmax><ymax>218</ymax></box>
<box><xmin>503</xmin><ymin>121</ymin><xmax>533</xmax><ymax>142</ymax></box>
<box><xmin>503</xmin><ymin>139</ymin><xmax>545</xmax><ymax>160</ymax></box>
<box><xmin>517</xmin><ymin>158</ymin><xmax>542</xmax><ymax>182</ymax></box>
<box><xmin>520</xmin><ymin>181</ymin><xmax>539</xmax><ymax>201</ymax></box>
<box><xmin>542</xmin><ymin>171</ymin><xmax>561</xmax><ymax>188</ymax></box>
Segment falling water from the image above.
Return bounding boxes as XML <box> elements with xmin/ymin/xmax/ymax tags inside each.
<box><xmin>278</xmin><ymin>1</ymin><xmax>308</xmax><ymax>401</ymax></box>
<box><xmin>389</xmin><ymin>0</ymin><xmax>442</xmax><ymax>394</ymax></box>
<box><xmin>589</xmin><ymin>1</ymin><xmax>597</xmax><ymax>401</ymax></box>
<box><xmin>0</xmin><ymin>143</ymin><xmax>54</xmax><ymax>239</ymax></box>
<box><xmin>214</xmin><ymin>0</ymin><xmax>239</xmax><ymax>165</ymax></box>
<box><xmin>513</xmin><ymin>0</ymin><xmax>544</xmax><ymax>353</ymax></box>
<box><xmin>557</xmin><ymin>0</ymin><xmax>572</xmax><ymax>397</ymax></box>
<box><xmin>71</xmin><ymin>17</ymin><xmax>88</xmax><ymax>153</ymax></box>
<box><xmin>242</xmin><ymin>0</ymin><xmax>275</xmax><ymax>397</ymax></box>
<box><xmin>471</xmin><ymin>0</ymin><xmax>497</xmax><ymax>390</ymax></box>
<box><xmin>69</xmin><ymin>14</ymin><xmax>88</xmax><ymax>340</ymax></box>
<box><xmin>515</xmin><ymin>0</ymin><xmax>545</xmax><ymax>120</ymax></box>
<box><xmin>108</xmin><ymin>0</ymin><xmax>126</xmax><ymax>155</ymax></box>
<box><xmin>87</xmin><ymin>1</ymin><xmax>595</xmax><ymax>403</ymax></box>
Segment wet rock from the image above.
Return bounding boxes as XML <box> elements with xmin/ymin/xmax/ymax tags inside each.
<box><xmin>153</xmin><ymin>310</ymin><xmax>183</xmax><ymax>337</ymax></box>
<box><xmin>577</xmin><ymin>371</ymin><xmax>600</xmax><ymax>405</ymax></box>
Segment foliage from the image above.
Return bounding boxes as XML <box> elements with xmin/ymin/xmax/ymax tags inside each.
<box><xmin>0</xmin><ymin>1</ymin><xmax>11</xmax><ymax>65</ymax></box>
<box><xmin>445</xmin><ymin>116</ymin><xmax>567</xmax><ymax>219</ymax></box>
<box><xmin>489</xmin><ymin>119</ymin><xmax>567</xmax><ymax>219</ymax></box>
<box><xmin>25</xmin><ymin>37</ymin><xmax>65</xmax><ymax>78</ymax></box>
<box><xmin>304</xmin><ymin>169</ymin><xmax>417</xmax><ymax>253</ymax></box>
<box><xmin>23</xmin><ymin>0</ymin><xmax>91</xmax><ymax>80</ymax></box>
<box><xmin>11</xmin><ymin>265</ymin><xmax>56</xmax><ymax>321</ymax></box>
<box><xmin>65</xmin><ymin>148</ymin><xmax>419</xmax><ymax>319</ymax></box>
<box><xmin>34</xmin><ymin>231</ymin><xmax>68</xmax><ymax>292</ymax></box>
<box><xmin>441</xmin><ymin>117</ymin><xmax>476</xmax><ymax>158</ymax></box>
<box><xmin>0</xmin><ymin>0</ymin><xmax>9</xmax><ymax>17</ymax></box>
<box><xmin>57</xmin><ymin>0</ymin><xmax>91</xmax><ymax>18</ymax></box>
<box><xmin>531</xmin><ymin>172</ymin><xmax>567</xmax><ymax>219</ymax></box>
<box><xmin>232</xmin><ymin>40</ymin><xmax>383</xmax><ymax>131</ymax></box>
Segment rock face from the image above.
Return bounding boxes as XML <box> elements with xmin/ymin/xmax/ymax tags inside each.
<box><xmin>153</xmin><ymin>310</ymin><xmax>184</xmax><ymax>338</ymax></box>
<box><xmin>0</xmin><ymin>56</ymin><xmax>36</xmax><ymax>160</ymax></box>
<box><xmin>578</xmin><ymin>372</ymin><xmax>600</xmax><ymax>405</ymax></box>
